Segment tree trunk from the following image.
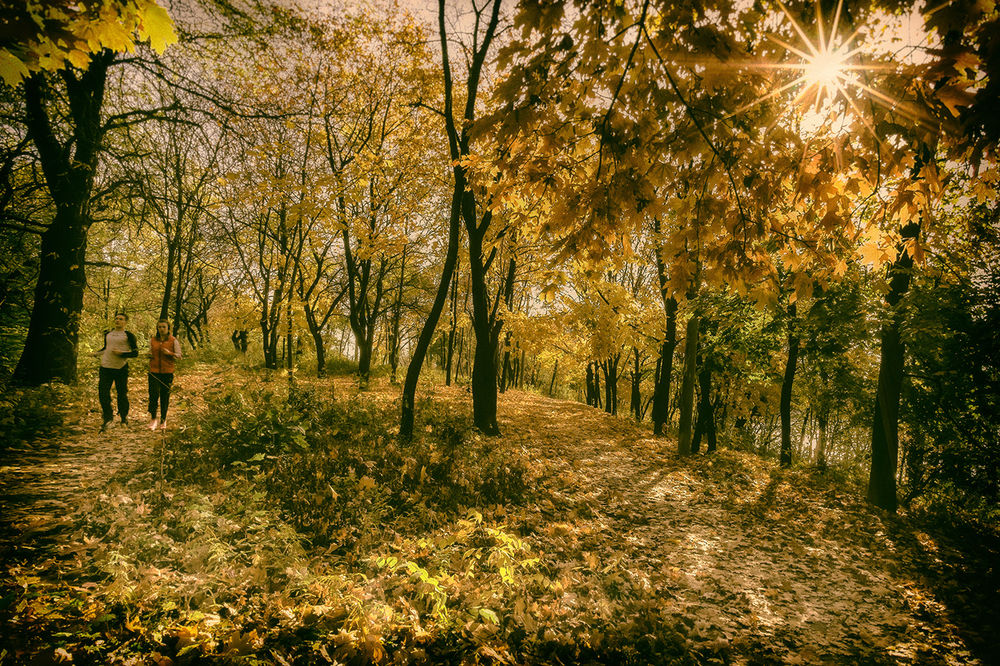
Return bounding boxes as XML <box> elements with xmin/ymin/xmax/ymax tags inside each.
<box><xmin>312</xmin><ymin>329</ymin><xmax>326</xmax><ymax>378</ymax></box>
<box><xmin>14</xmin><ymin>212</ymin><xmax>90</xmax><ymax>384</ymax></box>
<box><xmin>693</xmin><ymin>351</ymin><xmax>715</xmax><ymax>454</ymax></box>
<box><xmin>630</xmin><ymin>346</ymin><xmax>642</xmax><ymax>421</ymax></box>
<box><xmin>400</xmin><ymin>188</ymin><xmax>461</xmax><ymax>440</ymax></box>
<box><xmin>499</xmin><ymin>341</ymin><xmax>511</xmax><ymax>393</ymax></box>
<box><xmin>161</xmin><ymin>241</ymin><xmax>175</xmax><ymax>320</ymax></box>
<box><xmin>445</xmin><ymin>258</ymin><xmax>458</xmax><ymax>386</ymax></box>
<box><xmin>466</xmin><ymin>228</ymin><xmax>502</xmax><ymax>434</ymax></box>
<box><xmin>13</xmin><ymin>57</ymin><xmax>112</xmax><ymax>385</ymax></box>
<box><xmin>549</xmin><ymin>360</ymin><xmax>559</xmax><ymax>397</ymax></box>
<box><xmin>780</xmin><ymin>302</ymin><xmax>799</xmax><ymax>468</ymax></box>
<box><xmin>816</xmin><ymin>407</ymin><xmax>828</xmax><ymax>470</ymax></box>
<box><xmin>388</xmin><ymin>246</ymin><xmax>406</xmax><ymax>384</ymax></box>
<box><xmin>585</xmin><ymin>363</ymin><xmax>594</xmax><ymax>405</ymax></box>
<box><xmin>358</xmin><ymin>332</ymin><xmax>373</xmax><ymax>380</ymax></box>
<box><xmin>594</xmin><ymin>361</ymin><xmax>602</xmax><ymax>409</ymax></box>
<box><xmin>868</xmin><ymin>220</ymin><xmax>919</xmax><ymax>512</ymax></box>
<box><xmin>471</xmin><ymin>321</ymin><xmax>500</xmax><ymax>433</ymax></box>
<box><xmin>652</xmin><ymin>298</ymin><xmax>678</xmax><ymax>435</ymax></box>
<box><xmin>609</xmin><ymin>361</ymin><xmax>616</xmax><ymax>414</ymax></box>
<box><xmin>676</xmin><ymin>315</ymin><xmax>700</xmax><ymax>456</ymax></box>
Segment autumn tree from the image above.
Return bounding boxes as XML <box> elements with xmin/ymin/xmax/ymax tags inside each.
<box><xmin>400</xmin><ymin>0</ymin><xmax>504</xmax><ymax>439</ymax></box>
<box><xmin>1</xmin><ymin>0</ymin><xmax>177</xmax><ymax>384</ymax></box>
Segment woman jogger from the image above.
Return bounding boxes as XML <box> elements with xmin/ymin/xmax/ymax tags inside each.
<box><xmin>148</xmin><ymin>319</ymin><xmax>182</xmax><ymax>430</ymax></box>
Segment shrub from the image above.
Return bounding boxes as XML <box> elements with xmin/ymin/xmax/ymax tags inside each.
<box><xmin>324</xmin><ymin>353</ymin><xmax>358</xmax><ymax>376</ymax></box>
<box><xmin>165</xmin><ymin>387</ymin><xmax>531</xmax><ymax>546</ymax></box>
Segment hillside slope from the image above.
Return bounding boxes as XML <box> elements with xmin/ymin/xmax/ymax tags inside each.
<box><xmin>1</xmin><ymin>366</ymin><xmax>996</xmax><ymax>664</ymax></box>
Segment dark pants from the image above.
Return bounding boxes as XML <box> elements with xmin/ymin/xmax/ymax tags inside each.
<box><xmin>148</xmin><ymin>372</ymin><xmax>174</xmax><ymax>420</ymax></box>
<box><xmin>98</xmin><ymin>365</ymin><xmax>129</xmax><ymax>422</ymax></box>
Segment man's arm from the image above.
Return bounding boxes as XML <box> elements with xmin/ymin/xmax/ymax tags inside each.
<box><xmin>122</xmin><ymin>331</ymin><xmax>139</xmax><ymax>359</ymax></box>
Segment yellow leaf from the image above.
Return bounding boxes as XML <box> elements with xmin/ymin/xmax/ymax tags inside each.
<box><xmin>858</xmin><ymin>241</ymin><xmax>883</xmax><ymax>268</ymax></box>
<box><xmin>0</xmin><ymin>49</ymin><xmax>29</xmax><ymax>87</ymax></box>
<box><xmin>140</xmin><ymin>1</ymin><xmax>178</xmax><ymax>54</ymax></box>
<box><xmin>66</xmin><ymin>49</ymin><xmax>91</xmax><ymax>69</ymax></box>
<box><xmin>358</xmin><ymin>475</ymin><xmax>375</xmax><ymax>491</ymax></box>
<box><xmin>93</xmin><ymin>9</ymin><xmax>135</xmax><ymax>53</ymax></box>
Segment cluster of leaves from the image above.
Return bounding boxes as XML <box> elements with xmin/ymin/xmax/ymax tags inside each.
<box><xmin>0</xmin><ymin>0</ymin><xmax>177</xmax><ymax>86</ymax></box>
<box><xmin>163</xmin><ymin>386</ymin><xmax>531</xmax><ymax>548</ymax></box>
<box><xmin>0</xmin><ymin>383</ymin><xmax>66</xmax><ymax>451</ymax></box>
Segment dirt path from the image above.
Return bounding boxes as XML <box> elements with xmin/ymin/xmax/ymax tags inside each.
<box><xmin>495</xmin><ymin>390</ymin><xmax>991</xmax><ymax>665</ymax></box>
<box><xmin>0</xmin><ymin>381</ymin><xmax>161</xmax><ymax>565</ymax></box>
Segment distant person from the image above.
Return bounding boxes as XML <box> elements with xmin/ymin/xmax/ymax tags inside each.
<box><xmin>147</xmin><ymin>318</ymin><xmax>181</xmax><ymax>431</ymax></box>
<box><xmin>96</xmin><ymin>312</ymin><xmax>139</xmax><ymax>431</ymax></box>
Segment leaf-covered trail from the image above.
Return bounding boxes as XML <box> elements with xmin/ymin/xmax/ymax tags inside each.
<box><xmin>1</xmin><ymin>369</ymin><xmax>997</xmax><ymax>665</ymax></box>
<box><xmin>0</xmin><ymin>407</ymin><xmax>157</xmax><ymax>565</ymax></box>
<box><xmin>485</xmin><ymin>389</ymin><xmax>994</xmax><ymax>664</ymax></box>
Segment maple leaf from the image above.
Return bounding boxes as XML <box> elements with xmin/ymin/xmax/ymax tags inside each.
<box><xmin>139</xmin><ymin>0</ymin><xmax>178</xmax><ymax>54</ymax></box>
<box><xmin>858</xmin><ymin>242</ymin><xmax>883</xmax><ymax>268</ymax></box>
<box><xmin>0</xmin><ymin>49</ymin><xmax>29</xmax><ymax>86</ymax></box>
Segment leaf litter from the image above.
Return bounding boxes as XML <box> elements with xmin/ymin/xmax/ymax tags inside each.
<box><xmin>1</xmin><ymin>365</ymin><xmax>997</xmax><ymax>665</ymax></box>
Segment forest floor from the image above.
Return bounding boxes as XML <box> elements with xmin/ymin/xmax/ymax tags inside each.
<box><xmin>1</xmin><ymin>364</ymin><xmax>998</xmax><ymax>665</ymax></box>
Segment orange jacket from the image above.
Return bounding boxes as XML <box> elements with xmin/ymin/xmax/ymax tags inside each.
<box><xmin>149</xmin><ymin>335</ymin><xmax>181</xmax><ymax>373</ymax></box>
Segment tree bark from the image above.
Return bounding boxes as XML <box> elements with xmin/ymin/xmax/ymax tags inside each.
<box><xmin>400</xmin><ymin>187</ymin><xmax>461</xmax><ymax>440</ymax></box>
<box><xmin>780</xmin><ymin>301</ymin><xmax>799</xmax><ymax>468</ymax></box>
<box><xmin>676</xmin><ymin>315</ymin><xmax>700</xmax><ymax>456</ymax></box>
<box><xmin>693</xmin><ymin>350</ymin><xmax>716</xmax><ymax>454</ymax></box>
<box><xmin>630</xmin><ymin>346</ymin><xmax>642</xmax><ymax>421</ymax></box>
<box><xmin>445</xmin><ymin>257</ymin><xmax>458</xmax><ymax>385</ymax></box>
<box><xmin>867</xmin><ymin>220</ymin><xmax>919</xmax><ymax>512</ymax></box>
<box><xmin>403</xmin><ymin>0</ymin><xmax>502</xmax><ymax>438</ymax></box>
<box><xmin>13</xmin><ymin>56</ymin><xmax>113</xmax><ymax>385</ymax></box>
<box><xmin>651</xmin><ymin>224</ymin><xmax>678</xmax><ymax>435</ymax></box>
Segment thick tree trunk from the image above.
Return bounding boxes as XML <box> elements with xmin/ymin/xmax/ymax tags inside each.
<box><xmin>445</xmin><ymin>261</ymin><xmax>458</xmax><ymax>386</ymax></box>
<box><xmin>780</xmin><ymin>302</ymin><xmax>799</xmax><ymax>468</ymax></box>
<box><xmin>13</xmin><ymin>211</ymin><xmax>89</xmax><ymax>384</ymax></box>
<box><xmin>13</xmin><ymin>58</ymin><xmax>112</xmax><ymax>385</ymax></box>
<box><xmin>676</xmin><ymin>315</ymin><xmax>700</xmax><ymax>456</ymax></box>
<box><xmin>312</xmin><ymin>330</ymin><xmax>326</xmax><ymax>378</ymax></box>
<box><xmin>466</xmin><ymin>229</ymin><xmax>502</xmax><ymax>434</ymax></box>
<box><xmin>867</xmin><ymin>221</ymin><xmax>918</xmax><ymax>512</ymax></box>
<box><xmin>261</xmin><ymin>320</ymin><xmax>278</xmax><ymax>369</ymax></box>
<box><xmin>357</xmin><ymin>330</ymin><xmax>373</xmax><ymax>380</ymax></box>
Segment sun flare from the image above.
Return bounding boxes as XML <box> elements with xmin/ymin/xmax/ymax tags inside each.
<box><xmin>803</xmin><ymin>47</ymin><xmax>849</xmax><ymax>95</ymax></box>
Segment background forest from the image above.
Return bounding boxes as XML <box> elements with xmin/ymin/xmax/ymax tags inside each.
<box><xmin>1</xmin><ymin>0</ymin><xmax>999</xmax><ymax>663</ymax></box>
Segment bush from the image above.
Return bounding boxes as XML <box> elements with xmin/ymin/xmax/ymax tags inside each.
<box><xmin>165</xmin><ymin>387</ymin><xmax>531</xmax><ymax>546</ymax></box>
<box><xmin>324</xmin><ymin>353</ymin><xmax>358</xmax><ymax>376</ymax></box>
<box><xmin>0</xmin><ymin>384</ymin><xmax>66</xmax><ymax>451</ymax></box>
